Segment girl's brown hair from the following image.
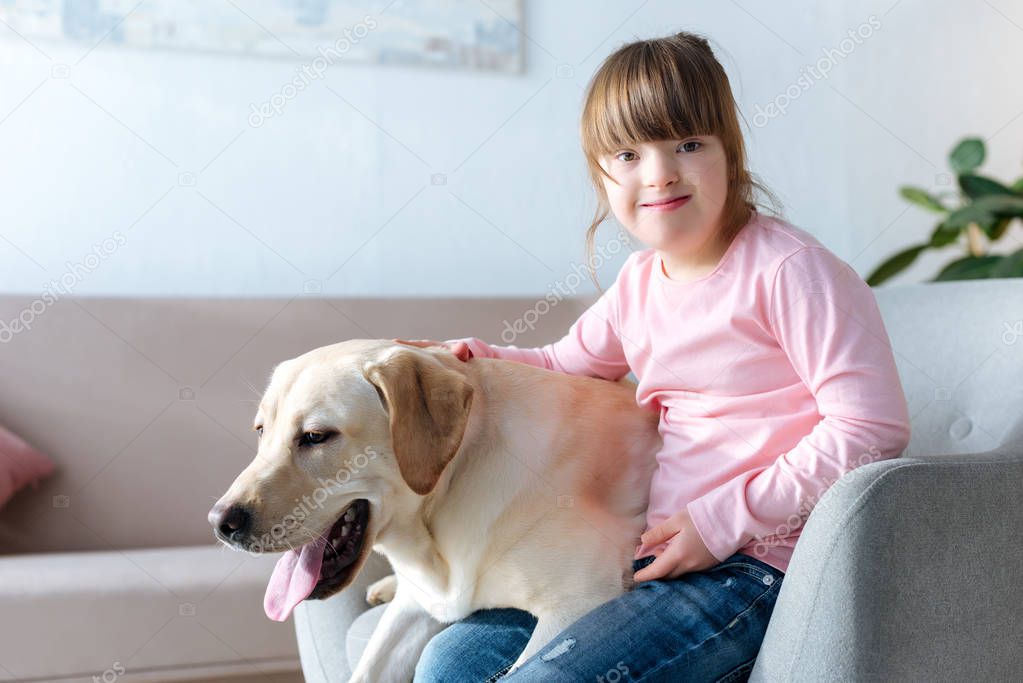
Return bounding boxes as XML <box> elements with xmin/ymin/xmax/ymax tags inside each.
<box><xmin>580</xmin><ymin>31</ymin><xmax>782</xmax><ymax>290</ymax></box>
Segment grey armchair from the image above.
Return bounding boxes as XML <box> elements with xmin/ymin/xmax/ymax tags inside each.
<box><xmin>751</xmin><ymin>277</ymin><xmax>1023</xmax><ymax>681</ymax></box>
<box><xmin>294</xmin><ymin>277</ymin><xmax>1023</xmax><ymax>682</ymax></box>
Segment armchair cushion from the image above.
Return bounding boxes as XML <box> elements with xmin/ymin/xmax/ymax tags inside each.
<box><xmin>295</xmin><ymin>550</ymin><xmax>393</xmax><ymax>683</ymax></box>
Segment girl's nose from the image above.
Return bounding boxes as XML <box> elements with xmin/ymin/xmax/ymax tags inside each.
<box><xmin>642</xmin><ymin>152</ymin><xmax>680</xmax><ymax>188</ymax></box>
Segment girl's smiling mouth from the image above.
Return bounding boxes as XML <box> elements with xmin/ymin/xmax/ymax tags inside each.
<box><xmin>641</xmin><ymin>195</ymin><xmax>692</xmax><ymax>211</ymax></box>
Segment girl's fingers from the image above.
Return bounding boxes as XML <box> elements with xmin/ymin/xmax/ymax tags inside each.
<box><xmin>394</xmin><ymin>338</ymin><xmax>472</xmax><ymax>361</ymax></box>
<box><xmin>394</xmin><ymin>338</ymin><xmax>434</xmax><ymax>347</ymax></box>
<box><xmin>640</xmin><ymin>524</ymin><xmax>675</xmax><ymax>547</ymax></box>
<box><xmin>634</xmin><ymin>551</ymin><xmax>674</xmax><ymax>582</ymax></box>
<box><xmin>449</xmin><ymin>341</ymin><xmax>473</xmax><ymax>361</ymax></box>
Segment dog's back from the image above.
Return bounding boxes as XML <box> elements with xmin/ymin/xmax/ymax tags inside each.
<box><xmin>424</xmin><ymin>356</ymin><xmax>662</xmax><ymax>620</ymax></box>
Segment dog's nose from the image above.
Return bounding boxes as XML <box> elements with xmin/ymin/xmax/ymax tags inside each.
<box><xmin>208</xmin><ymin>503</ymin><xmax>252</xmax><ymax>539</ymax></box>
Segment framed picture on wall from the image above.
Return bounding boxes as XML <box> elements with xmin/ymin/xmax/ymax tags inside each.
<box><xmin>0</xmin><ymin>0</ymin><xmax>525</xmax><ymax>73</ymax></box>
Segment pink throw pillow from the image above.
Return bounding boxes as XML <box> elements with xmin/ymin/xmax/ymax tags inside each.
<box><xmin>0</xmin><ymin>423</ymin><xmax>56</xmax><ymax>509</ymax></box>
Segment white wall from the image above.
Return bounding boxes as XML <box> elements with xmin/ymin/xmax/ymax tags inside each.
<box><xmin>1</xmin><ymin>0</ymin><xmax>1021</xmax><ymax>298</ymax></box>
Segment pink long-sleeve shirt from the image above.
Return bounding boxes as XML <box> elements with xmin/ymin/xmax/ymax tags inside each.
<box><xmin>447</xmin><ymin>212</ymin><xmax>911</xmax><ymax>574</ymax></box>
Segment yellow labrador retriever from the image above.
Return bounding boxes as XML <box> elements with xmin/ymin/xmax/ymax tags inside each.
<box><xmin>209</xmin><ymin>339</ymin><xmax>661</xmax><ymax>682</ymax></box>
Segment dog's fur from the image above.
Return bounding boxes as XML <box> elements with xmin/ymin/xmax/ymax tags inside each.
<box><xmin>212</xmin><ymin>339</ymin><xmax>661</xmax><ymax>681</ymax></box>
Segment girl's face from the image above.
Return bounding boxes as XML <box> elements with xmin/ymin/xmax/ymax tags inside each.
<box><xmin>598</xmin><ymin>135</ymin><xmax>729</xmax><ymax>255</ymax></box>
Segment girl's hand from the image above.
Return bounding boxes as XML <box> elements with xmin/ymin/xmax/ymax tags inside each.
<box><xmin>633</xmin><ymin>508</ymin><xmax>719</xmax><ymax>582</ymax></box>
<box><xmin>393</xmin><ymin>338</ymin><xmax>473</xmax><ymax>362</ymax></box>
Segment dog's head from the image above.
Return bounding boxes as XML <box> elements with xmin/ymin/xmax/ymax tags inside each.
<box><xmin>208</xmin><ymin>339</ymin><xmax>474</xmax><ymax>620</ymax></box>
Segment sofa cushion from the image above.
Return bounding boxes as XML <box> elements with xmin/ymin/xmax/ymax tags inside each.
<box><xmin>0</xmin><ymin>295</ymin><xmax>590</xmax><ymax>557</ymax></box>
<box><xmin>0</xmin><ymin>544</ymin><xmax>300</xmax><ymax>681</ymax></box>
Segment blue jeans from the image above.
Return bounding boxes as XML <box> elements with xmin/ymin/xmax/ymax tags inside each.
<box><xmin>414</xmin><ymin>553</ymin><xmax>784</xmax><ymax>682</ymax></box>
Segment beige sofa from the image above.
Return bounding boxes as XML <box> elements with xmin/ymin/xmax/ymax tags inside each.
<box><xmin>0</xmin><ymin>294</ymin><xmax>587</xmax><ymax>683</ymax></box>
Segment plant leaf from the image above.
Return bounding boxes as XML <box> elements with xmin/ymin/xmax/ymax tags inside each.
<box><xmin>949</xmin><ymin>138</ymin><xmax>985</xmax><ymax>174</ymax></box>
<box><xmin>976</xmin><ymin>194</ymin><xmax>1023</xmax><ymax>217</ymax></box>
<box><xmin>933</xmin><ymin>255</ymin><xmax>1002</xmax><ymax>281</ymax></box>
<box><xmin>899</xmin><ymin>186</ymin><xmax>946</xmax><ymax>213</ymax></box>
<box><xmin>989</xmin><ymin>217</ymin><xmax>1014</xmax><ymax>240</ymax></box>
<box><xmin>989</xmin><ymin>248</ymin><xmax>1023</xmax><ymax>278</ymax></box>
<box><xmin>1012</xmin><ymin>177</ymin><xmax>1023</xmax><ymax>194</ymax></box>
<box><xmin>867</xmin><ymin>244</ymin><xmax>928</xmax><ymax>286</ymax></box>
<box><xmin>942</xmin><ymin>203</ymin><xmax>996</xmax><ymax>230</ymax></box>
<box><xmin>929</xmin><ymin>222</ymin><xmax>960</xmax><ymax>247</ymax></box>
<box><xmin>959</xmin><ymin>173</ymin><xmax>1012</xmax><ymax>199</ymax></box>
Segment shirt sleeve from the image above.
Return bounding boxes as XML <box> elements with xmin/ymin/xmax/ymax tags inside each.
<box><xmin>443</xmin><ymin>267</ymin><xmax>631</xmax><ymax>380</ymax></box>
<box><xmin>685</xmin><ymin>246</ymin><xmax>912</xmax><ymax>562</ymax></box>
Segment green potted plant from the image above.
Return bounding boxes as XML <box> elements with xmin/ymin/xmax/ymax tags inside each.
<box><xmin>867</xmin><ymin>137</ymin><xmax>1023</xmax><ymax>285</ymax></box>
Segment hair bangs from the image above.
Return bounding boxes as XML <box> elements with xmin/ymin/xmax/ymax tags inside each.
<box><xmin>582</xmin><ymin>43</ymin><xmax>723</xmax><ymax>160</ymax></box>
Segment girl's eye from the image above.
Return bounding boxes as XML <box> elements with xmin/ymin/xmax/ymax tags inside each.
<box><xmin>299</xmin><ymin>431</ymin><xmax>333</xmax><ymax>447</ymax></box>
<box><xmin>679</xmin><ymin>140</ymin><xmax>702</xmax><ymax>153</ymax></box>
<box><xmin>615</xmin><ymin>151</ymin><xmax>637</xmax><ymax>162</ymax></box>
<box><xmin>255</xmin><ymin>426</ymin><xmax>263</xmax><ymax>437</ymax></box>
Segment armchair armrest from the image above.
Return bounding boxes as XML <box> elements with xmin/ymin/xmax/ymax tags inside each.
<box><xmin>751</xmin><ymin>441</ymin><xmax>1023</xmax><ymax>682</ymax></box>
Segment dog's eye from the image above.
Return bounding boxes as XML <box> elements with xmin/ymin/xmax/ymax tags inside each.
<box><xmin>299</xmin><ymin>431</ymin><xmax>331</xmax><ymax>447</ymax></box>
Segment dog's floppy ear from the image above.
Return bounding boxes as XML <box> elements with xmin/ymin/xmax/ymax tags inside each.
<box><xmin>362</xmin><ymin>346</ymin><xmax>474</xmax><ymax>495</ymax></box>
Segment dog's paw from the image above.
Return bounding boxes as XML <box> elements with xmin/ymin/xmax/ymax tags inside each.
<box><xmin>365</xmin><ymin>574</ymin><xmax>398</xmax><ymax>605</ymax></box>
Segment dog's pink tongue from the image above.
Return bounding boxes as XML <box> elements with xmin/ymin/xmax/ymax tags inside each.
<box><xmin>264</xmin><ymin>533</ymin><xmax>328</xmax><ymax>621</ymax></box>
